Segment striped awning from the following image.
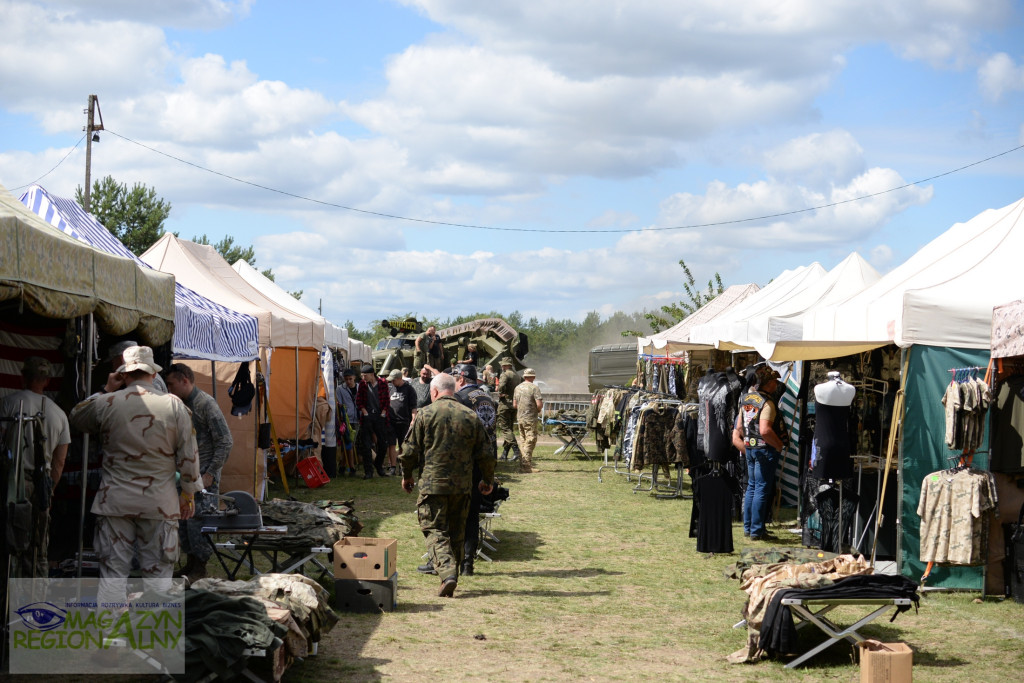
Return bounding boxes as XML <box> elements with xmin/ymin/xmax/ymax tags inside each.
<box><xmin>20</xmin><ymin>185</ymin><xmax>258</xmax><ymax>362</ymax></box>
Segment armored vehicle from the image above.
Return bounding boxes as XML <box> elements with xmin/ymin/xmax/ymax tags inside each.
<box><xmin>372</xmin><ymin>317</ymin><xmax>528</xmax><ymax>377</ymax></box>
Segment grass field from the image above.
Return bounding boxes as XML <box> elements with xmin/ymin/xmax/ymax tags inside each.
<box><xmin>277</xmin><ymin>440</ymin><xmax>1024</xmax><ymax>682</ymax></box>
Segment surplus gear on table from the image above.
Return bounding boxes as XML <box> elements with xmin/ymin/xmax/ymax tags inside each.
<box><xmin>228</xmin><ymin>498</ymin><xmax>362</xmax><ymax>550</ymax></box>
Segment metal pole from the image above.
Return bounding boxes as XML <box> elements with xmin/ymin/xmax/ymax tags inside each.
<box><xmin>210</xmin><ymin>360</ymin><xmax>217</xmax><ymax>401</ymax></box>
<box><xmin>77</xmin><ymin>313</ymin><xmax>94</xmax><ymax>578</ymax></box>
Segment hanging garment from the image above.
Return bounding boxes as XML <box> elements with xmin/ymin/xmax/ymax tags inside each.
<box><xmin>695</xmin><ymin>468</ymin><xmax>737</xmax><ymax>554</ymax></box>
<box><xmin>918</xmin><ymin>468</ymin><xmax>998</xmax><ymax>565</ymax></box>
<box><xmin>811</xmin><ymin>403</ymin><xmax>853</xmax><ymax>479</ymax></box>
<box><xmin>813</xmin><ymin>481</ymin><xmax>859</xmax><ymax>553</ymax></box>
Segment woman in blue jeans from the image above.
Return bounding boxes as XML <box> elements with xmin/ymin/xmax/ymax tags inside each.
<box><xmin>732</xmin><ymin>372</ymin><xmax>785</xmax><ymax>540</ymax></box>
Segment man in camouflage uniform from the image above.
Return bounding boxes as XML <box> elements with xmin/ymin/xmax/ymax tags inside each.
<box><xmin>513</xmin><ymin>368</ymin><xmax>544</xmax><ymax>473</ymax></box>
<box><xmin>69</xmin><ymin>346</ymin><xmax>201</xmax><ymax>587</ymax></box>
<box><xmin>414</xmin><ymin>325</ymin><xmax>443</xmax><ymax>371</ymax></box>
<box><xmin>400</xmin><ymin>373</ymin><xmax>494</xmax><ymax>597</ymax></box>
<box><xmin>496</xmin><ymin>357</ymin><xmax>522</xmax><ymax>460</ymax></box>
<box><xmin>165</xmin><ymin>363</ymin><xmax>234</xmax><ymax>581</ymax></box>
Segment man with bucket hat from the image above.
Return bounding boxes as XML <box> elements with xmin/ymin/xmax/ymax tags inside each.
<box><xmin>513</xmin><ymin>368</ymin><xmax>543</xmax><ymax>473</ymax></box>
<box><xmin>70</xmin><ymin>345</ymin><xmax>201</xmax><ymax>583</ymax></box>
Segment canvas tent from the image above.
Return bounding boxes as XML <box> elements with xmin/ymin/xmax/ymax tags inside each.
<box><xmin>637</xmin><ymin>283</ymin><xmax>760</xmax><ymax>356</ymax></box>
<box><xmin>142</xmin><ymin>234</ymin><xmax>327</xmax><ymax>494</ymax></box>
<box><xmin>0</xmin><ymin>183</ymin><xmax>175</xmax><ymax>344</ymax></box>
<box><xmin>688</xmin><ymin>264</ymin><xmax>828</xmax><ymax>350</ymax></box>
<box><xmin>19</xmin><ymin>185</ymin><xmax>259</xmax><ymax>363</ymax></box>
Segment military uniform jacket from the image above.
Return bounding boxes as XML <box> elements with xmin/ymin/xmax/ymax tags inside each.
<box><xmin>514</xmin><ymin>381</ymin><xmax>543</xmax><ymax>421</ymax></box>
<box><xmin>497</xmin><ymin>370</ymin><xmax>521</xmax><ymax>406</ymax></box>
<box><xmin>399</xmin><ymin>396</ymin><xmax>494</xmax><ymax>495</ymax></box>
<box><xmin>70</xmin><ymin>380</ymin><xmax>201</xmax><ymax>519</ymax></box>
<box><xmin>185</xmin><ymin>386</ymin><xmax>233</xmax><ymax>483</ymax></box>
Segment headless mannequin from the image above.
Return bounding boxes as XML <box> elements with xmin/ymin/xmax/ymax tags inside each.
<box><xmin>811</xmin><ymin>372</ymin><xmax>855</xmax><ymax>479</ymax></box>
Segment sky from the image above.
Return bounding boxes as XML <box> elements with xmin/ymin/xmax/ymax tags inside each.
<box><xmin>2</xmin><ymin>0</ymin><xmax>1023</xmax><ymax>332</ymax></box>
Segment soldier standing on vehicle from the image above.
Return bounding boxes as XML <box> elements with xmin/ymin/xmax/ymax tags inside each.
<box><xmin>415</xmin><ymin>325</ymin><xmax>443</xmax><ymax>371</ymax></box>
<box><xmin>496</xmin><ymin>357</ymin><xmax>522</xmax><ymax>461</ymax></box>
<box><xmin>513</xmin><ymin>368</ymin><xmax>543</xmax><ymax>473</ymax></box>
<box><xmin>400</xmin><ymin>373</ymin><xmax>494</xmax><ymax>597</ymax></box>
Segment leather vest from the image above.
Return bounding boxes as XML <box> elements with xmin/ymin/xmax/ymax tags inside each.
<box><xmin>739</xmin><ymin>390</ymin><xmax>769</xmax><ymax>447</ymax></box>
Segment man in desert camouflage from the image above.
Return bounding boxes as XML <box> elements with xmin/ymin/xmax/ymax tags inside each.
<box><xmin>399</xmin><ymin>373</ymin><xmax>494</xmax><ymax>597</ymax></box>
<box><xmin>69</xmin><ymin>345</ymin><xmax>201</xmax><ymax>584</ymax></box>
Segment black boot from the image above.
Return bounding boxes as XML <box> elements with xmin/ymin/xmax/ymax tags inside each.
<box><xmin>501</xmin><ymin>443</ymin><xmax>511</xmax><ymax>461</ymax></box>
<box><xmin>461</xmin><ymin>560</ymin><xmax>474</xmax><ymax>576</ymax></box>
<box><xmin>510</xmin><ymin>443</ymin><xmax>522</xmax><ymax>462</ymax></box>
<box><xmin>417</xmin><ymin>561</ymin><xmax>437</xmax><ymax>575</ymax></box>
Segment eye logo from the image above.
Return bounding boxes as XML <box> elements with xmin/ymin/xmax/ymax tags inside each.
<box><xmin>15</xmin><ymin>602</ymin><xmax>67</xmax><ymax>631</ymax></box>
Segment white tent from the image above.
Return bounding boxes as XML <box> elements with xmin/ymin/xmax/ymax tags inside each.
<box><xmin>801</xmin><ymin>197</ymin><xmax>1024</xmax><ymax>352</ymax></box>
<box><xmin>688</xmin><ymin>264</ymin><xmax>827</xmax><ymax>349</ymax></box>
<box><xmin>752</xmin><ymin>253</ymin><xmax>882</xmax><ymax>360</ymax></box>
<box><xmin>231</xmin><ymin>260</ymin><xmax>348</xmax><ymax>350</ymax></box>
<box><xmin>142</xmin><ymin>234</ymin><xmax>325</xmax><ymax>349</ymax></box>
<box><xmin>638</xmin><ymin>283</ymin><xmax>760</xmax><ymax>355</ymax></box>
<box><xmin>349</xmin><ymin>339</ymin><xmax>371</xmax><ymax>364</ymax></box>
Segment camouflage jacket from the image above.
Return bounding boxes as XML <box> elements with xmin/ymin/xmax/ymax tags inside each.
<box><xmin>69</xmin><ymin>379</ymin><xmax>201</xmax><ymax>519</ymax></box>
<box><xmin>184</xmin><ymin>386</ymin><xmax>233</xmax><ymax>484</ymax></box>
<box><xmin>399</xmin><ymin>396</ymin><xmax>493</xmax><ymax>495</ymax></box>
<box><xmin>497</xmin><ymin>369</ymin><xmax>522</xmax><ymax>405</ymax></box>
<box><xmin>513</xmin><ymin>381</ymin><xmax>543</xmax><ymax>421</ymax></box>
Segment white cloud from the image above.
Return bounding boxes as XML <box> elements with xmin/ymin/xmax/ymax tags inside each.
<box><xmin>978</xmin><ymin>52</ymin><xmax>1024</xmax><ymax>102</ymax></box>
<box><xmin>869</xmin><ymin>244</ymin><xmax>895</xmax><ymax>271</ymax></box>
<box><xmin>36</xmin><ymin>0</ymin><xmax>251</xmax><ymax>28</ymax></box>
<box><xmin>763</xmin><ymin>130</ymin><xmax>865</xmax><ymax>189</ymax></box>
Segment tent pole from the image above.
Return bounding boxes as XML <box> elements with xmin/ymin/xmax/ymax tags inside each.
<box><xmin>76</xmin><ymin>313</ymin><xmax>94</xmax><ymax>579</ymax></box>
<box><xmin>295</xmin><ymin>349</ymin><xmax>300</xmax><ymax>452</ymax></box>
<box><xmin>210</xmin><ymin>361</ymin><xmax>217</xmax><ymax>401</ymax></box>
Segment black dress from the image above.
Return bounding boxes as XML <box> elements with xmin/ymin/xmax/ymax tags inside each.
<box><xmin>811</xmin><ymin>403</ymin><xmax>853</xmax><ymax>479</ymax></box>
<box><xmin>695</xmin><ymin>467</ymin><xmax>736</xmax><ymax>553</ymax></box>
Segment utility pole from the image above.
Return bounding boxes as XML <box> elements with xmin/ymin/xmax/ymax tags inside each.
<box><xmin>82</xmin><ymin>94</ymin><xmax>104</xmax><ymax>213</ymax></box>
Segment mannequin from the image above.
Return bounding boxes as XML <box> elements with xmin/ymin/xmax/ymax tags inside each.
<box><xmin>811</xmin><ymin>372</ymin><xmax>855</xmax><ymax>479</ymax></box>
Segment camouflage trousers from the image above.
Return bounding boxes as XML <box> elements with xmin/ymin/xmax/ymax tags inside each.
<box><xmin>95</xmin><ymin>515</ymin><xmax>180</xmax><ymax>580</ymax></box>
<box><xmin>417</xmin><ymin>492</ymin><xmax>471</xmax><ymax>583</ymax></box>
<box><xmin>517</xmin><ymin>418</ymin><xmax>538</xmax><ymax>468</ymax></box>
<box><xmin>496</xmin><ymin>403</ymin><xmax>518</xmax><ymax>449</ymax></box>
<box><xmin>179</xmin><ymin>485</ymin><xmax>219</xmax><ymax>563</ymax></box>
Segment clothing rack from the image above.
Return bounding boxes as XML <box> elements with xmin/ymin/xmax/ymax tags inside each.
<box><xmin>947</xmin><ymin>366</ymin><xmax>983</xmax><ymax>382</ymax></box>
<box><xmin>632</xmin><ymin>397</ymin><xmax>685</xmax><ymax>494</ymax></box>
<box><xmin>637</xmin><ymin>354</ymin><xmax>687</xmax><ymax>365</ymax></box>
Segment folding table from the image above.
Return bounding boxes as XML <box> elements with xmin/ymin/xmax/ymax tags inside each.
<box><xmin>781</xmin><ymin>597</ymin><xmax>913</xmax><ymax>668</ymax></box>
<box><xmin>545</xmin><ymin>419</ymin><xmax>591</xmax><ymax>459</ymax></box>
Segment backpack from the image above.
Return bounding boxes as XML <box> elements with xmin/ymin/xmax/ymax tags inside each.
<box><xmin>228</xmin><ymin>361</ymin><xmax>256</xmax><ymax>416</ymax></box>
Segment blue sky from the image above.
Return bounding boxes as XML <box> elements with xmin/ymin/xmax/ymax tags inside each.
<box><xmin>2</xmin><ymin>0</ymin><xmax>1023</xmax><ymax>331</ymax></box>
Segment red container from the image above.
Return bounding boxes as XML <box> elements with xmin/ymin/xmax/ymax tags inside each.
<box><xmin>297</xmin><ymin>457</ymin><xmax>330</xmax><ymax>488</ymax></box>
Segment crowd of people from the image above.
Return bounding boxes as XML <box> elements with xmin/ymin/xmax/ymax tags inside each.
<box><xmin>1</xmin><ymin>331</ymin><xmax>545</xmax><ymax>602</ymax></box>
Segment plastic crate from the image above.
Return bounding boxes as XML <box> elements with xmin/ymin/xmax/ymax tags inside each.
<box><xmin>297</xmin><ymin>456</ymin><xmax>330</xmax><ymax>488</ymax></box>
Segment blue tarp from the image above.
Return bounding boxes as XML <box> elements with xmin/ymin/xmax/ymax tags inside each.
<box><xmin>20</xmin><ymin>185</ymin><xmax>258</xmax><ymax>362</ymax></box>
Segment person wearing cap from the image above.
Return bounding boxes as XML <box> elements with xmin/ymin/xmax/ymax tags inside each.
<box><xmin>356</xmin><ymin>364</ymin><xmax>391</xmax><ymax>479</ymax></box>
<box><xmin>164</xmin><ymin>363</ymin><xmax>233</xmax><ymax>582</ymax></box>
<box><xmin>386</xmin><ymin>368</ymin><xmax>418</xmax><ymax>476</ymax></box>
<box><xmin>732</xmin><ymin>368</ymin><xmax>785</xmax><ymax>541</ymax></box>
<box><xmin>106</xmin><ymin>340</ymin><xmax>168</xmax><ymax>394</ymax></box>
<box><xmin>0</xmin><ymin>356</ymin><xmax>72</xmax><ymax>577</ymax></box>
<box><xmin>400</xmin><ymin>372</ymin><xmax>494</xmax><ymax>598</ymax></box>
<box><xmin>513</xmin><ymin>368</ymin><xmax>544</xmax><ymax>473</ymax></box>
<box><xmin>496</xmin><ymin>357</ymin><xmax>523</xmax><ymax>461</ymax></box>
<box><xmin>69</xmin><ymin>345</ymin><xmax>201</xmax><ymax>586</ymax></box>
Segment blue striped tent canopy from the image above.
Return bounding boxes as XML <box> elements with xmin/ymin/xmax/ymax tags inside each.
<box><xmin>20</xmin><ymin>185</ymin><xmax>258</xmax><ymax>362</ymax></box>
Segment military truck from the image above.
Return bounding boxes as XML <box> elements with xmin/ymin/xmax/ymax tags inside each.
<box><xmin>588</xmin><ymin>342</ymin><xmax>637</xmax><ymax>392</ymax></box>
<box><xmin>372</xmin><ymin>317</ymin><xmax>529</xmax><ymax>377</ymax></box>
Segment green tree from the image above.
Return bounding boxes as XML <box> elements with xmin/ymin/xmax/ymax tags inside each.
<box><xmin>193</xmin><ymin>234</ymin><xmax>304</xmax><ymax>301</ymax></box>
<box><xmin>622</xmin><ymin>259</ymin><xmax>724</xmax><ymax>336</ymax></box>
<box><xmin>75</xmin><ymin>175</ymin><xmax>171</xmax><ymax>255</ymax></box>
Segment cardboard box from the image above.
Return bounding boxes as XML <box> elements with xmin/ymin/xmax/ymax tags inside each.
<box><xmin>859</xmin><ymin>640</ymin><xmax>913</xmax><ymax>683</ymax></box>
<box><xmin>334</xmin><ymin>573</ymin><xmax>398</xmax><ymax>613</ymax></box>
<box><xmin>333</xmin><ymin>537</ymin><xmax>397</xmax><ymax>580</ymax></box>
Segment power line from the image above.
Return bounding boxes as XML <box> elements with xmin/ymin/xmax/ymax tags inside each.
<box><xmin>10</xmin><ymin>133</ymin><xmax>87</xmax><ymax>192</ymax></box>
<box><xmin>106</xmin><ymin>128</ymin><xmax>1023</xmax><ymax>234</ymax></box>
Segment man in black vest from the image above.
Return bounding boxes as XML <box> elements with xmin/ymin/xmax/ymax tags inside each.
<box><xmin>732</xmin><ymin>369</ymin><xmax>785</xmax><ymax>541</ymax></box>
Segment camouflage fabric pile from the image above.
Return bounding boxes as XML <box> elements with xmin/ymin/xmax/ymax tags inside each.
<box><xmin>234</xmin><ymin>498</ymin><xmax>362</xmax><ymax>551</ymax></box>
